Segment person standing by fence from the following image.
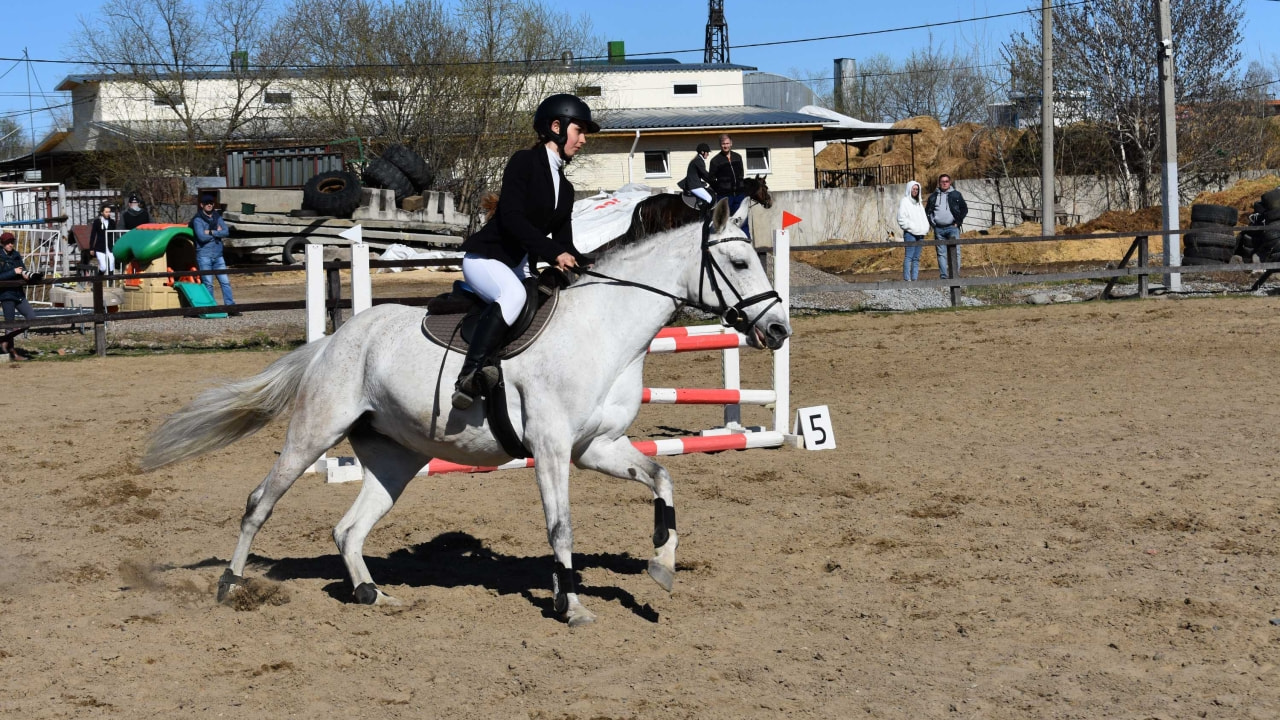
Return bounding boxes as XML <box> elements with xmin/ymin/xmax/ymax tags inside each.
<box><xmin>192</xmin><ymin>195</ymin><xmax>240</xmax><ymax>316</ymax></box>
<box><xmin>925</xmin><ymin>174</ymin><xmax>968</xmax><ymax>280</ymax></box>
<box><xmin>709</xmin><ymin>134</ymin><xmax>748</xmax><ymax>235</ymax></box>
<box><xmin>121</xmin><ymin>193</ymin><xmax>152</xmax><ymax>230</ymax></box>
<box><xmin>0</xmin><ymin>232</ymin><xmax>36</xmax><ymax>360</ymax></box>
<box><xmin>897</xmin><ymin>181</ymin><xmax>929</xmax><ymax>282</ymax></box>
<box><xmin>88</xmin><ymin>203</ymin><xmax>117</xmax><ymax>274</ymax></box>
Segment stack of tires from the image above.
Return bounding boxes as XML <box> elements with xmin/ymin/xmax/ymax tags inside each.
<box><xmin>302</xmin><ymin>169</ymin><xmax>363</xmax><ymax>218</ymax></box>
<box><xmin>362</xmin><ymin>145</ymin><xmax>435</xmax><ymax>206</ymax></box>
<box><xmin>1241</xmin><ymin>188</ymin><xmax>1280</xmax><ymax>264</ymax></box>
<box><xmin>1181</xmin><ymin>203</ymin><xmax>1238</xmax><ymax>265</ymax></box>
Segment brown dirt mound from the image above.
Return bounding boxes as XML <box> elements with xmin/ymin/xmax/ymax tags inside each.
<box><xmin>1191</xmin><ymin>174</ymin><xmax>1280</xmax><ymax>221</ymax></box>
<box><xmin>817</xmin><ymin>116</ymin><xmax>1026</xmax><ymax>184</ymax></box>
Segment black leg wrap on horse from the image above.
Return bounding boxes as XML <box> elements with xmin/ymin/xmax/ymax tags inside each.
<box><xmin>216</xmin><ymin>568</ymin><xmax>243</xmax><ymax>603</ymax></box>
<box><xmin>552</xmin><ymin>562</ymin><xmax>575</xmax><ymax>615</ymax></box>
<box><xmin>652</xmin><ymin>498</ymin><xmax>677</xmax><ymax>547</ymax></box>
<box><xmin>354</xmin><ymin>582</ymin><xmax>379</xmax><ymax>605</ymax></box>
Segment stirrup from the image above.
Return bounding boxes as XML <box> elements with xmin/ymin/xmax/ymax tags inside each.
<box><xmin>451</xmin><ymin>366</ymin><xmax>500</xmax><ymax>410</ymax></box>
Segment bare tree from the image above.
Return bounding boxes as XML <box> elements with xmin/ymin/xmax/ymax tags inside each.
<box><xmin>269</xmin><ymin>0</ymin><xmax>598</xmax><ymax>218</ymax></box>
<box><xmin>74</xmin><ymin>0</ymin><xmax>287</xmax><ymax>218</ymax></box>
<box><xmin>1004</xmin><ymin>0</ymin><xmax>1248</xmax><ymax>208</ymax></box>
<box><xmin>0</xmin><ymin>118</ymin><xmax>30</xmax><ymax>161</ymax></box>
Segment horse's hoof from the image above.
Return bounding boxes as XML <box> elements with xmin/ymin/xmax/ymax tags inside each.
<box><xmin>565</xmin><ymin>597</ymin><xmax>596</xmax><ymax>627</ymax></box>
<box><xmin>373</xmin><ymin>591</ymin><xmax>402</xmax><ymax>607</ymax></box>
<box><xmin>647</xmin><ymin>559</ymin><xmax>675</xmax><ymax>592</ymax></box>
<box><xmin>216</xmin><ymin>569</ymin><xmax>243</xmax><ymax>604</ymax></box>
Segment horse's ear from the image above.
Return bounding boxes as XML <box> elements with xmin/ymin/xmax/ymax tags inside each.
<box><xmin>712</xmin><ymin>198</ymin><xmax>730</xmax><ymax>232</ymax></box>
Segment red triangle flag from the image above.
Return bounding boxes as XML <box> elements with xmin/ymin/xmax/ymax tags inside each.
<box><xmin>781</xmin><ymin>211</ymin><xmax>802</xmax><ymax>229</ymax></box>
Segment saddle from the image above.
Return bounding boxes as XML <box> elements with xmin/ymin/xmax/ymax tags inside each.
<box><xmin>420</xmin><ymin>267</ymin><xmax>565</xmax><ymax>357</ymax></box>
<box><xmin>420</xmin><ymin>268</ymin><xmax>569</xmax><ymax>460</ymax></box>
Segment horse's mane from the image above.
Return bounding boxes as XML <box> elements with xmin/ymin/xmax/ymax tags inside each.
<box><xmin>591</xmin><ymin>194</ymin><xmax>702</xmax><ymax>259</ymax></box>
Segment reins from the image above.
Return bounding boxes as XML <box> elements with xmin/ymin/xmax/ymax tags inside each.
<box><xmin>573</xmin><ymin>212</ymin><xmax>781</xmax><ymax>334</ymax></box>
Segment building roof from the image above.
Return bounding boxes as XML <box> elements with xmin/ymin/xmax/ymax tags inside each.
<box><xmin>575</xmin><ymin>61</ymin><xmax>757</xmax><ymax>73</ymax></box>
<box><xmin>55</xmin><ymin>61</ymin><xmax>756</xmax><ymax>91</ymax></box>
<box><xmin>597</xmin><ymin>106</ymin><xmax>830</xmax><ymax>133</ymax></box>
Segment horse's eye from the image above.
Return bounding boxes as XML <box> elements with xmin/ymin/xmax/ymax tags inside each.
<box><xmin>731</xmin><ymin>259</ymin><xmax>749</xmax><ymax>270</ymax></box>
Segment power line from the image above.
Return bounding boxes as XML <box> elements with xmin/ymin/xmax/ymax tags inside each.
<box><xmin>0</xmin><ymin>2</ymin><xmax>1089</xmax><ymax>72</ymax></box>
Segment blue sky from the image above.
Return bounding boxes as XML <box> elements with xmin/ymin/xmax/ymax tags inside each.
<box><xmin>2</xmin><ymin>0</ymin><xmax>1278</xmax><ymax>143</ymax></box>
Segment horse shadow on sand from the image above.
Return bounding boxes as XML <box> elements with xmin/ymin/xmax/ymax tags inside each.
<box><xmin>184</xmin><ymin>532</ymin><xmax>660</xmax><ymax>623</ymax></box>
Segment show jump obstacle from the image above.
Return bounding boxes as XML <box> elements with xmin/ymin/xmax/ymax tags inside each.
<box><xmin>305</xmin><ymin>221</ymin><xmax>798</xmax><ymax>482</ymax></box>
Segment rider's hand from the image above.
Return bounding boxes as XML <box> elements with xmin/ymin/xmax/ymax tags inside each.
<box><xmin>555</xmin><ymin>252</ymin><xmax>578</xmax><ymax>271</ymax></box>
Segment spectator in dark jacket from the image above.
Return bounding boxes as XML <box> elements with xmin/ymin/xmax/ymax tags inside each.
<box><xmin>88</xmin><ymin>204</ymin><xmax>117</xmax><ymax>274</ymax></box>
<box><xmin>121</xmin><ymin>193</ymin><xmax>152</xmax><ymax>230</ymax></box>
<box><xmin>708</xmin><ymin>134</ymin><xmax>745</xmax><ymax>201</ymax></box>
<box><xmin>925</xmin><ymin>174</ymin><xmax>968</xmax><ymax>279</ymax></box>
<box><xmin>0</xmin><ymin>232</ymin><xmax>36</xmax><ymax>360</ymax></box>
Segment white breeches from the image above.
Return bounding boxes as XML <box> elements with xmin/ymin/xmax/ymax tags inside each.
<box><xmin>691</xmin><ymin>187</ymin><xmax>713</xmax><ymax>204</ymax></box>
<box><xmin>462</xmin><ymin>253</ymin><xmax>531</xmax><ymax>325</ymax></box>
<box><xmin>95</xmin><ymin>251</ymin><xmax>115</xmax><ymax>274</ymax></box>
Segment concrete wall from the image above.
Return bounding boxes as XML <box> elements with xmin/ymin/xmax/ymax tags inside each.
<box><xmin>750</xmin><ymin>170</ymin><xmax>1278</xmax><ymax>245</ymax></box>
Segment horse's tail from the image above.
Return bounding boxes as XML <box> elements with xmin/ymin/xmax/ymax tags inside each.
<box><xmin>140</xmin><ymin>336</ymin><xmax>333</xmax><ymax>471</ymax></box>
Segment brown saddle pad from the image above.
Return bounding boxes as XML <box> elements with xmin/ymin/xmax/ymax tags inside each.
<box><xmin>420</xmin><ymin>282</ymin><xmax>560</xmax><ymax>359</ymax></box>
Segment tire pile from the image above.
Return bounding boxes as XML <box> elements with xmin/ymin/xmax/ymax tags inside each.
<box><xmin>362</xmin><ymin>144</ymin><xmax>435</xmax><ymax>205</ymax></box>
<box><xmin>1237</xmin><ymin>188</ymin><xmax>1280</xmax><ymax>264</ymax></box>
<box><xmin>1182</xmin><ymin>203</ymin><xmax>1239</xmax><ymax>264</ymax></box>
<box><xmin>301</xmin><ymin>169</ymin><xmax>363</xmax><ymax>218</ymax></box>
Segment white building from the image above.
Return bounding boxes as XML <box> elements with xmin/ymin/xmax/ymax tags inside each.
<box><xmin>25</xmin><ymin>58</ymin><xmax>838</xmax><ymax>192</ymax></box>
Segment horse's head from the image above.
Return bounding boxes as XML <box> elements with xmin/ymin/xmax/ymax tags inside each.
<box><xmin>744</xmin><ymin>175</ymin><xmax>772</xmax><ymax>209</ymax></box>
<box><xmin>692</xmin><ymin>199</ymin><xmax>791</xmax><ymax>350</ymax></box>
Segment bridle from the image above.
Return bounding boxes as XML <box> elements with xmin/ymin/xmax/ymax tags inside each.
<box><xmin>577</xmin><ymin>215</ymin><xmax>781</xmax><ymax>336</ymax></box>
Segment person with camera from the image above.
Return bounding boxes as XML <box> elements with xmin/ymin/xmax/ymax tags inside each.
<box><xmin>0</xmin><ymin>232</ymin><xmax>37</xmax><ymax>360</ymax></box>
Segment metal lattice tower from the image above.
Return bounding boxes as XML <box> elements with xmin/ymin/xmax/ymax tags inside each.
<box><xmin>704</xmin><ymin>0</ymin><xmax>729</xmax><ymax>64</ymax></box>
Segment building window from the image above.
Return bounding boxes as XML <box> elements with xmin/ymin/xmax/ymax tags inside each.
<box><xmin>673</xmin><ymin>83</ymin><xmax>699</xmax><ymax>95</ymax></box>
<box><xmin>576</xmin><ymin>85</ymin><xmax>601</xmax><ymax>97</ymax></box>
<box><xmin>153</xmin><ymin>91</ymin><xmax>183</xmax><ymax>106</ymax></box>
<box><xmin>643</xmin><ymin>150</ymin><xmax>669</xmax><ymax>177</ymax></box>
<box><xmin>373</xmin><ymin>89</ymin><xmax>399</xmax><ymax>103</ymax></box>
<box><xmin>265</xmin><ymin>91</ymin><xmax>293</xmax><ymax>105</ymax></box>
<box><xmin>745</xmin><ymin>148</ymin><xmax>771</xmax><ymax>174</ymax></box>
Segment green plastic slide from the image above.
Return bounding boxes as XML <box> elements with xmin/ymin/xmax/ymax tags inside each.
<box><xmin>113</xmin><ymin>226</ymin><xmax>195</xmax><ymax>265</ymax></box>
<box><xmin>174</xmin><ymin>281</ymin><xmax>228</xmax><ymax>319</ymax></box>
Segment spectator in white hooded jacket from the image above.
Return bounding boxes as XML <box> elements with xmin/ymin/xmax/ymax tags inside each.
<box><xmin>896</xmin><ymin>180</ymin><xmax>930</xmax><ymax>281</ymax></box>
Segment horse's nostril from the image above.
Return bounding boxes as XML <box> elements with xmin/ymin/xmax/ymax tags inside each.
<box><xmin>768</xmin><ymin>323</ymin><xmax>791</xmax><ymax>340</ymax></box>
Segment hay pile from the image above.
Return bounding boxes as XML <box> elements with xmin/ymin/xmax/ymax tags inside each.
<box><xmin>815</xmin><ymin>116</ymin><xmax>1024</xmax><ymax>184</ymax></box>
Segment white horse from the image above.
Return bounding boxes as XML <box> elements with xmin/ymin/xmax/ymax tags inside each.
<box><xmin>142</xmin><ymin>197</ymin><xmax>791</xmax><ymax>626</ymax></box>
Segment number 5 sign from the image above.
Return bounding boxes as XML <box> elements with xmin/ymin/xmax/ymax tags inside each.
<box><xmin>793</xmin><ymin>406</ymin><xmax>836</xmax><ymax>450</ymax></box>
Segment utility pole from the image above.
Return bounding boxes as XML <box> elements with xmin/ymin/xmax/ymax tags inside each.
<box><xmin>1040</xmin><ymin>0</ymin><xmax>1055</xmax><ymax>236</ymax></box>
<box><xmin>1157</xmin><ymin>0</ymin><xmax>1181</xmax><ymax>290</ymax></box>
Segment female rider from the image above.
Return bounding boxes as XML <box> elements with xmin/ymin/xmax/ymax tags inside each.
<box><xmin>451</xmin><ymin>93</ymin><xmax>598</xmax><ymax>410</ymax></box>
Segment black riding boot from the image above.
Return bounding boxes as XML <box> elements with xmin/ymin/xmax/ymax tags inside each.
<box><xmin>452</xmin><ymin>304</ymin><xmax>509</xmax><ymax>410</ymax></box>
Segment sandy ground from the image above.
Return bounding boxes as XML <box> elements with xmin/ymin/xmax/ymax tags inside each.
<box><xmin>3</xmin><ymin>296</ymin><xmax>1280</xmax><ymax>719</ymax></box>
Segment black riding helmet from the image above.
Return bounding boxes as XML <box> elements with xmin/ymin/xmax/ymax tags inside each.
<box><xmin>533</xmin><ymin>93</ymin><xmax>600</xmax><ymax>152</ymax></box>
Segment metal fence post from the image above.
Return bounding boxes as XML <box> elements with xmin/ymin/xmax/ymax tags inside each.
<box><xmin>1138</xmin><ymin>235</ymin><xmax>1149</xmax><ymax>298</ymax></box>
<box><xmin>947</xmin><ymin>243</ymin><xmax>961</xmax><ymax>307</ymax></box>
<box><xmin>92</xmin><ymin>271</ymin><xmax>106</xmax><ymax>357</ymax></box>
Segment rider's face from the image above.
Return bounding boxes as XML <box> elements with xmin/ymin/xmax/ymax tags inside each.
<box><xmin>558</xmin><ymin>120</ymin><xmax>588</xmax><ymax>157</ymax></box>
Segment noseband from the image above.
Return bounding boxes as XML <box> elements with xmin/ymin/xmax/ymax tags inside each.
<box><xmin>696</xmin><ymin>225</ymin><xmax>781</xmax><ymax>335</ymax></box>
<box><xmin>577</xmin><ymin>216</ymin><xmax>781</xmax><ymax>336</ymax></box>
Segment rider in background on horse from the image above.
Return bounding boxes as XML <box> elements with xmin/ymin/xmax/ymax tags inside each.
<box><xmin>451</xmin><ymin>93</ymin><xmax>598</xmax><ymax>410</ymax></box>
<box><xmin>677</xmin><ymin>142</ymin><xmax>714</xmax><ymax>209</ymax></box>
